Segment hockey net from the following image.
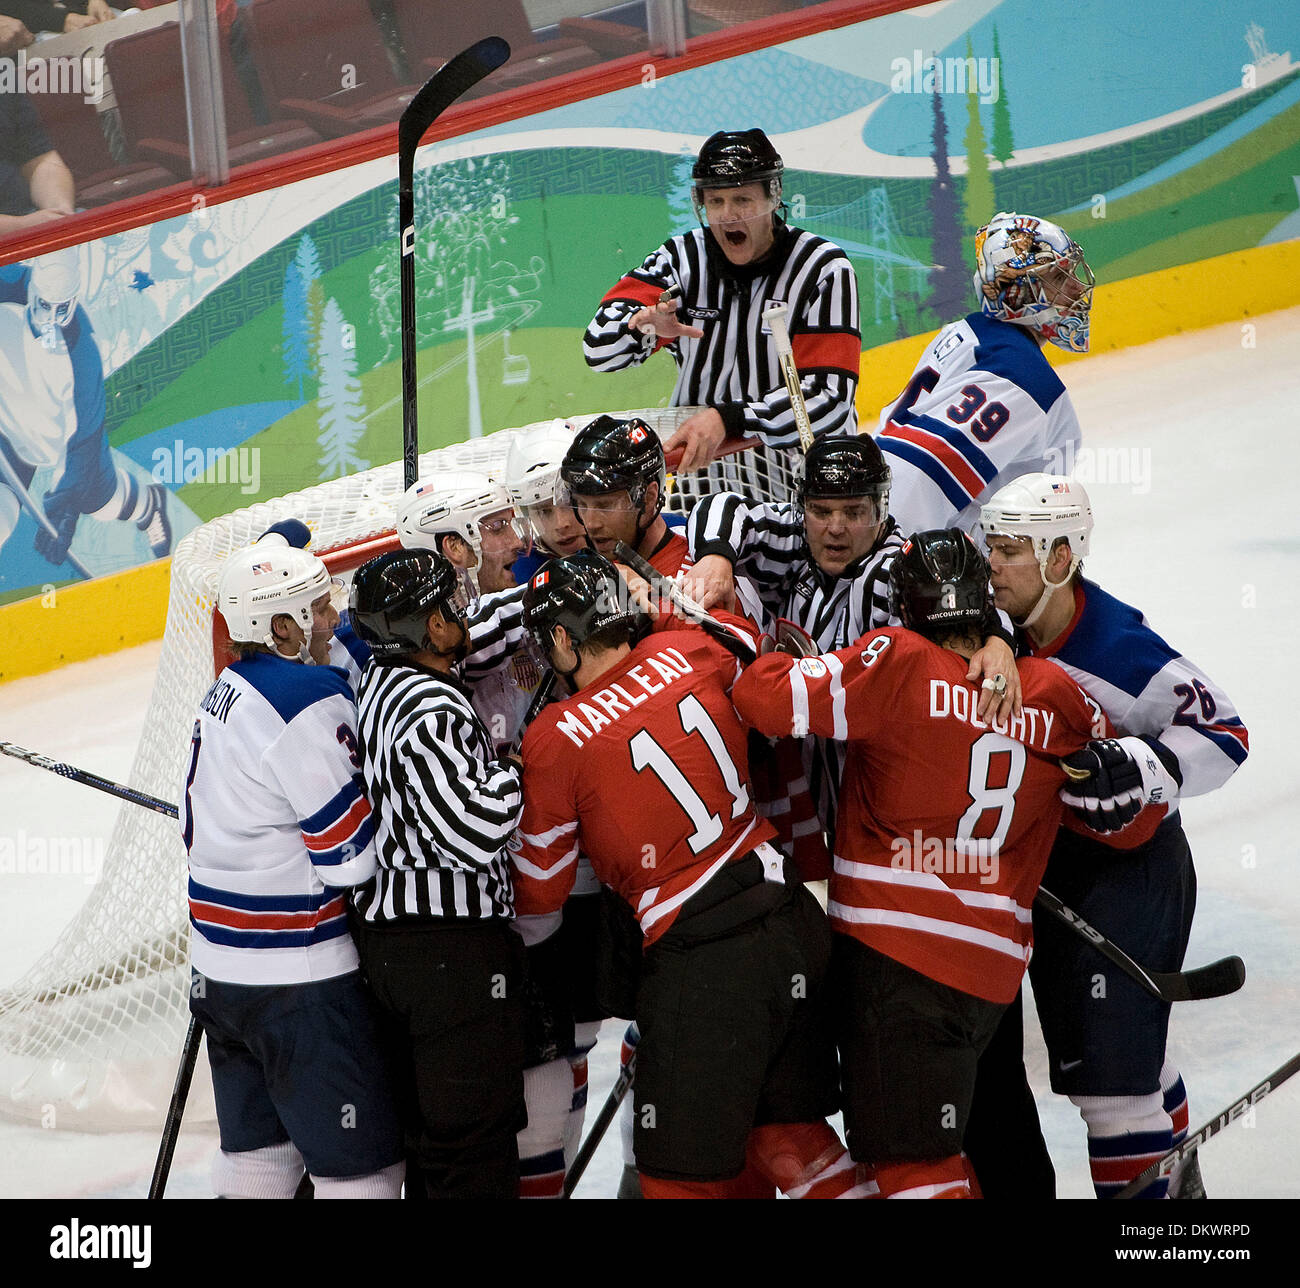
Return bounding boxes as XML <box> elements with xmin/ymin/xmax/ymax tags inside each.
<box><xmin>0</xmin><ymin>409</ymin><xmax>799</xmax><ymax>1130</ymax></box>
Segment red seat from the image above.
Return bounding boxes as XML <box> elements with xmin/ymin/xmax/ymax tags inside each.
<box><xmin>390</xmin><ymin>0</ymin><xmax>645</xmax><ymax>94</ymax></box>
<box><xmin>24</xmin><ymin>71</ymin><xmax>177</xmax><ymax>207</ymax></box>
<box><xmin>104</xmin><ymin>21</ymin><xmax>323</xmax><ymax>178</ymax></box>
<box><xmin>245</xmin><ymin>0</ymin><xmax>418</xmax><ymax>139</ymax></box>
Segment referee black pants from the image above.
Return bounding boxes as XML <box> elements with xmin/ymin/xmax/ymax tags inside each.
<box><xmin>357</xmin><ymin>918</ymin><xmax>527</xmax><ymax>1199</ymax></box>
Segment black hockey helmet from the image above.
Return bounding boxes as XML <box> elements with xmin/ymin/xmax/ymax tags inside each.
<box><xmin>350</xmin><ymin>548</ymin><xmax>468</xmax><ymax>658</ymax></box>
<box><xmin>692</xmin><ymin>129</ymin><xmax>783</xmax><ymax>197</ymax></box>
<box><xmin>522</xmin><ymin>549</ymin><xmax>649</xmax><ymax>660</ymax></box>
<box><xmin>796</xmin><ymin>434</ymin><xmax>891</xmax><ymax>514</ymax></box>
<box><xmin>888</xmin><ymin>529</ymin><xmax>993</xmax><ymax>641</ymax></box>
<box><xmin>560</xmin><ymin>416</ymin><xmax>667</xmax><ymax>518</ymax></box>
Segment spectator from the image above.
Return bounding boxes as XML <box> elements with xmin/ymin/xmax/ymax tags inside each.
<box><xmin>0</xmin><ymin>64</ymin><xmax>74</xmax><ymax>234</ymax></box>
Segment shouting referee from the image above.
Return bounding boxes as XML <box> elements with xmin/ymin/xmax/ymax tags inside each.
<box><xmin>582</xmin><ymin>128</ymin><xmax>861</xmax><ymax>474</ymax></box>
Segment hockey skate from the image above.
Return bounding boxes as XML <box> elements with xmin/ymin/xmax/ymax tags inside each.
<box><xmin>136</xmin><ymin>483</ymin><xmax>173</xmax><ymax>557</ymax></box>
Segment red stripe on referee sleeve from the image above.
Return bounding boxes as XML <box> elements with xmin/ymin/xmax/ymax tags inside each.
<box><xmin>791</xmin><ymin>331</ymin><xmax>860</xmax><ymax>375</ymax></box>
<box><xmin>880</xmin><ymin>421</ymin><xmax>987</xmax><ymax>499</ymax></box>
<box><xmin>601</xmin><ymin>276</ymin><xmax>666</xmax><ymax>308</ymax></box>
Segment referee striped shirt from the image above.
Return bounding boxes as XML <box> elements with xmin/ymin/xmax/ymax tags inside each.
<box><xmin>689</xmin><ymin>492</ymin><xmax>906</xmax><ymax>828</ymax></box>
<box><xmin>354</xmin><ymin>660</ymin><xmax>520</xmax><ymax>923</ymax></box>
<box><xmin>583</xmin><ymin>224</ymin><xmax>860</xmax><ymax>452</ymax></box>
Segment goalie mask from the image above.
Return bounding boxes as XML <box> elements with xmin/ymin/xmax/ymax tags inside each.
<box><xmin>973</xmin><ymin>212</ymin><xmax>1095</xmax><ymax>353</ymax></box>
<box><xmin>349</xmin><ymin>548</ymin><xmax>470</xmax><ymax>662</ymax></box>
<box><xmin>888</xmin><ymin>529</ymin><xmax>993</xmax><ymax>641</ymax></box>
<box><xmin>27</xmin><ymin>249</ymin><xmax>81</xmax><ymax>349</ymax></box>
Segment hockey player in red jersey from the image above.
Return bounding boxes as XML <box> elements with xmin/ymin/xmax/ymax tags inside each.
<box><xmin>732</xmin><ymin>530</ymin><xmax>1166</xmax><ymax>1198</ymax></box>
<box><xmin>511</xmin><ymin>550</ymin><xmax>867</xmax><ymax>1199</ymax></box>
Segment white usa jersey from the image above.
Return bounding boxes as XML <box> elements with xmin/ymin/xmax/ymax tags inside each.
<box><xmin>180</xmin><ymin>652</ymin><xmax>378</xmax><ymax>986</ymax></box>
<box><xmin>878</xmin><ymin>312</ymin><xmax>1082</xmax><ymax>536</ymax></box>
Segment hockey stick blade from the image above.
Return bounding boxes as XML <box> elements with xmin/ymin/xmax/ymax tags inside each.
<box><xmin>1115</xmin><ymin>1048</ymin><xmax>1300</xmax><ymax>1199</ymax></box>
<box><xmin>612</xmin><ymin>541</ymin><xmax>757</xmax><ymax>664</ymax></box>
<box><xmin>1035</xmin><ymin>886</ymin><xmax>1245</xmax><ymax>1003</ymax></box>
<box><xmin>399</xmin><ymin>36</ymin><xmax>511</xmax><ymax>489</ymax></box>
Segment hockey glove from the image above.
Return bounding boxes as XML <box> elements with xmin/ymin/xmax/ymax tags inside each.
<box><xmin>758</xmin><ymin>617</ymin><xmax>818</xmax><ymax>658</ymax></box>
<box><xmin>34</xmin><ymin>491</ymin><xmax>81</xmax><ymax>566</ymax></box>
<box><xmin>1059</xmin><ymin>736</ymin><xmax>1181</xmax><ymax>833</ymax></box>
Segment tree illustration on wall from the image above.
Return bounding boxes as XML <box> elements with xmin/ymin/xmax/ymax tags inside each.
<box><xmin>282</xmin><ymin>233</ymin><xmax>324</xmax><ymax>401</ymax></box>
<box><xmin>927</xmin><ymin>80</ymin><xmax>968</xmax><ymax>322</ymax></box>
<box><xmin>316</xmin><ymin>297</ymin><xmax>369</xmax><ymax>479</ymax></box>
<box><xmin>962</xmin><ymin>36</ymin><xmax>996</xmax><ymax>234</ymax></box>
<box><xmin>990</xmin><ymin>25</ymin><xmax>1016</xmax><ymax>166</ymax></box>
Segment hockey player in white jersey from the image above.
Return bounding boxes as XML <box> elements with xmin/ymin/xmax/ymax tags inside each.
<box><xmin>0</xmin><ymin>252</ymin><xmax>171</xmax><ymax>572</ymax></box>
<box><xmin>879</xmin><ymin>212</ymin><xmax>1093</xmax><ymax>536</ymax></box>
<box><xmin>980</xmin><ymin>474</ymin><xmax>1249</xmax><ymax>1199</ymax></box>
<box><xmin>180</xmin><ymin>533</ymin><xmax>403</xmax><ymax>1199</ymax></box>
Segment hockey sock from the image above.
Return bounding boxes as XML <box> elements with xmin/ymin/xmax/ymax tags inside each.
<box><xmin>311</xmin><ymin>1159</ymin><xmax>405</xmax><ymax>1199</ymax></box>
<box><xmin>873</xmin><ymin>1155</ymin><xmax>971</xmax><ymax>1199</ymax></box>
<box><xmin>1159</xmin><ymin>1060</ymin><xmax>1204</xmax><ymax>1198</ymax></box>
<box><xmin>518</xmin><ymin>1058</ymin><xmax>573</xmax><ymax>1198</ymax></box>
<box><xmin>90</xmin><ymin>468</ymin><xmax>148</xmax><ymax>523</ymax></box>
<box><xmin>638</xmin><ymin>1174</ymin><xmax>734</xmax><ymax>1199</ymax></box>
<box><xmin>747</xmin><ymin>1122</ymin><xmax>875</xmax><ymax>1199</ymax></box>
<box><xmin>563</xmin><ymin>1020</ymin><xmax>602</xmax><ymax>1168</ymax></box>
<box><xmin>211</xmin><ymin>1140</ymin><xmax>305</xmax><ymax>1199</ymax></box>
<box><xmin>1070</xmin><ymin>1090</ymin><xmax>1173</xmax><ymax>1199</ymax></box>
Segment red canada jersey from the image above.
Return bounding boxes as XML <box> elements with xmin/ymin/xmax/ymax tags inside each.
<box><xmin>733</xmin><ymin>627</ymin><xmax>1163</xmax><ymax>1004</ymax></box>
<box><xmin>512</xmin><ymin>613</ymin><xmax>774</xmax><ymax>945</ymax></box>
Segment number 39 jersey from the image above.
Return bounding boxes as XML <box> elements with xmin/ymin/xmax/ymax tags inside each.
<box><xmin>878</xmin><ymin>312</ymin><xmax>1083</xmax><ymax>536</ymax></box>
<box><xmin>733</xmin><ymin>629</ymin><xmax>1162</xmax><ymax>1004</ymax></box>
<box><xmin>512</xmin><ymin>617</ymin><xmax>775</xmax><ymax>946</ymax></box>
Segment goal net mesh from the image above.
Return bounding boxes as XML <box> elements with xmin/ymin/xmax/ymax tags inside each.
<box><xmin>0</xmin><ymin>410</ymin><xmax>797</xmax><ymax>1129</ymax></box>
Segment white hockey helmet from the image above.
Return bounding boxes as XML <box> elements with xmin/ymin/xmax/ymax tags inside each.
<box><xmin>973</xmin><ymin>212</ymin><xmax>1094</xmax><ymax>353</ymax></box>
<box><xmin>504</xmin><ymin>419</ymin><xmax>578</xmax><ymax>510</ymax></box>
<box><xmin>27</xmin><ymin>248</ymin><xmax>81</xmax><ymax>337</ymax></box>
<box><xmin>397</xmin><ymin>470</ymin><xmax>519</xmax><ymax>564</ymax></box>
<box><xmin>218</xmin><ymin>538</ymin><xmax>333</xmax><ymax>654</ymax></box>
<box><xmin>981</xmin><ymin>472</ymin><xmax>1092</xmax><ymax>581</ymax></box>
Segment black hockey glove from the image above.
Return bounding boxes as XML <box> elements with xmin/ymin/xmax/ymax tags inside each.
<box><xmin>34</xmin><ymin>491</ymin><xmax>81</xmax><ymax>566</ymax></box>
<box><xmin>1059</xmin><ymin>736</ymin><xmax>1181</xmax><ymax>834</ymax></box>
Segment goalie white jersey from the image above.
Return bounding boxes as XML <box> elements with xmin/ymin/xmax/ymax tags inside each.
<box><xmin>180</xmin><ymin>652</ymin><xmax>377</xmax><ymax>986</ymax></box>
<box><xmin>879</xmin><ymin>312</ymin><xmax>1082</xmax><ymax>536</ymax></box>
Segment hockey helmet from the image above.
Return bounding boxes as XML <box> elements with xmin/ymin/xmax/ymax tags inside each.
<box><xmin>560</xmin><ymin>416</ymin><xmax>666</xmax><ymax>518</ymax></box>
<box><xmin>691</xmin><ymin>129</ymin><xmax>783</xmax><ymax>225</ymax></box>
<box><xmin>980</xmin><ymin>473</ymin><xmax>1092</xmax><ymax>581</ymax></box>
<box><xmin>218</xmin><ymin>538</ymin><xmax>334</xmax><ymax>654</ymax></box>
<box><xmin>973</xmin><ymin>212</ymin><xmax>1095</xmax><ymax>353</ymax></box>
<box><xmin>888</xmin><ymin>529</ymin><xmax>993</xmax><ymax>640</ymax></box>
<box><xmin>522</xmin><ymin>550</ymin><xmax>649</xmax><ymax>659</ymax></box>
<box><xmin>504</xmin><ymin>419</ymin><xmax>578</xmax><ymax>510</ymax></box>
<box><xmin>397</xmin><ymin>470</ymin><xmax>522</xmax><ymax>564</ymax></box>
<box><xmin>27</xmin><ymin>248</ymin><xmax>80</xmax><ymax>337</ymax></box>
<box><xmin>796</xmin><ymin>434</ymin><xmax>891</xmax><ymax>520</ymax></box>
<box><xmin>349</xmin><ymin>548</ymin><xmax>469</xmax><ymax>659</ymax></box>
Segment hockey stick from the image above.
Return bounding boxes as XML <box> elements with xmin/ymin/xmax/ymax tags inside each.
<box><xmin>563</xmin><ymin>1025</ymin><xmax>638</xmax><ymax>1198</ymax></box>
<box><xmin>1034</xmin><ymin>886</ymin><xmax>1245</xmax><ymax>1003</ymax></box>
<box><xmin>399</xmin><ymin>36</ymin><xmax>511</xmax><ymax>489</ymax></box>
<box><xmin>0</xmin><ymin>446</ymin><xmax>93</xmax><ymax>580</ymax></box>
<box><xmin>762</xmin><ymin>303</ymin><xmax>814</xmax><ymax>453</ymax></box>
<box><xmin>148</xmin><ymin>1017</ymin><xmax>201</xmax><ymax>1200</ymax></box>
<box><xmin>0</xmin><ymin>740</ymin><xmax>178</xmax><ymax>818</ymax></box>
<box><xmin>612</xmin><ymin>540</ymin><xmax>757</xmax><ymax>664</ymax></box>
<box><xmin>1113</xmin><ymin>1048</ymin><xmax>1300</xmax><ymax>1200</ymax></box>
<box><xmin>508</xmin><ymin>668</ymin><xmax>557</xmax><ymax>756</ymax></box>
<box><xmin>0</xmin><ymin>740</ymin><xmax>198</xmax><ymax>1197</ymax></box>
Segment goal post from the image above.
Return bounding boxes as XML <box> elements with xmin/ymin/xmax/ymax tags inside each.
<box><xmin>0</xmin><ymin>409</ymin><xmax>798</xmax><ymax>1130</ymax></box>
